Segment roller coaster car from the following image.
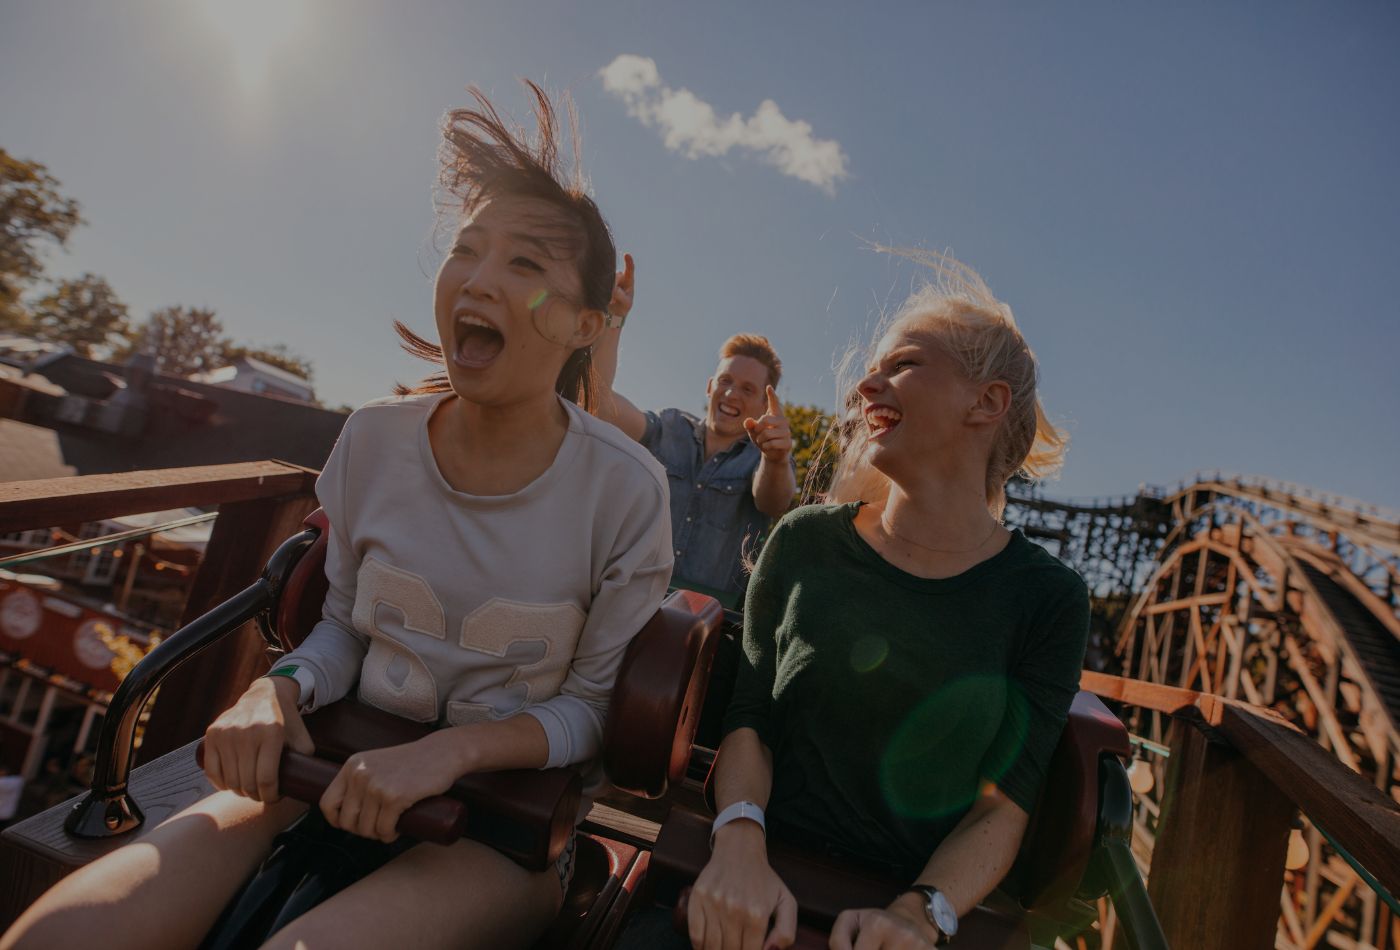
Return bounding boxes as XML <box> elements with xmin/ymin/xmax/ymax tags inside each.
<box><xmin>61</xmin><ymin>510</ymin><xmax>1166</xmax><ymax>950</ymax></box>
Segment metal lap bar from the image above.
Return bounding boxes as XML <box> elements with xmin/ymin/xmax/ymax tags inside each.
<box><xmin>64</xmin><ymin>526</ymin><xmax>319</xmax><ymax>838</ymax></box>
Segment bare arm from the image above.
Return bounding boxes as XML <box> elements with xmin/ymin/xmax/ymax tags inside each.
<box><xmin>593</xmin><ymin>253</ymin><xmax>648</xmax><ymax>442</ymax></box>
<box><xmin>905</xmin><ymin>787</ymin><xmax>1028</xmax><ymax>918</ymax></box>
<box><xmin>746</xmin><ymin>386</ymin><xmax>797</xmax><ymax>518</ymax></box>
<box><xmin>689</xmin><ymin>727</ymin><xmax>798</xmax><ymax>950</ymax></box>
<box><xmin>753</xmin><ymin>455</ymin><xmax>797</xmax><ymax>519</ymax></box>
<box><xmin>710</xmin><ymin>726</ymin><xmax>775</xmax><ymax>817</ymax></box>
<box><xmin>830</xmin><ymin>787</ymin><xmax>1030</xmax><ymax>948</ymax></box>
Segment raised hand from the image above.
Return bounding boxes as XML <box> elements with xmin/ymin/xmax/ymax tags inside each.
<box><xmin>202</xmin><ymin>675</ymin><xmax>315</xmax><ymax>803</ymax></box>
<box><xmin>608</xmin><ymin>252</ymin><xmax>635</xmax><ymax>325</ymax></box>
<box><xmin>743</xmin><ymin>385</ymin><xmax>793</xmax><ymax>464</ymax></box>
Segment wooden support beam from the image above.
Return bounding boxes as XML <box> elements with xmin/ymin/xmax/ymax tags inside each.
<box><xmin>1221</xmin><ymin>617</ymin><xmax>1244</xmax><ymax>702</ymax></box>
<box><xmin>1209</xmin><ymin>615</ymin><xmax>1229</xmax><ymax>697</ymax></box>
<box><xmin>0</xmin><ymin>462</ymin><xmax>317</xmax><ymax>533</ymax></box>
<box><xmin>1143</xmin><ymin>592</ymin><xmax>1231</xmax><ymax>614</ymax></box>
<box><xmin>1301</xmin><ymin>872</ymin><xmax>1357</xmax><ymax>950</ymax></box>
<box><xmin>1282</xmin><ymin>636</ymin><xmax>1362</xmax><ymax>773</ymax></box>
<box><xmin>1148</xmin><ymin>719</ymin><xmax>1294</xmax><ymax>950</ymax></box>
<box><xmin>1184</xmin><ymin>607</ymin><xmax>1216</xmax><ymax>692</ymax></box>
<box><xmin>1082</xmin><ymin>671</ymin><xmax>1400</xmax><ymax>896</ymax></box>
<box><xmin>1214</xmin><ymin>702</ymin><xmax>1400</xmax><ymax>897</ymax></box>
<box><xmin>138</xmin><ymin>493</ymin><xmax>318</xmax><ymax>760</ymax></box>
<box><xmin>1279</xmin><ymin>887</ymin><xmax>1306</xmax><ymax>948</ymax></box>
<box><xmin>1139</xmin><ymin>613</ymin><xmax>1159</xmax><ymax>686</ymax></box>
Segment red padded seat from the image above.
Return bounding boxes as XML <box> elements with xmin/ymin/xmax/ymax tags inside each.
<box><xmin>275</xmin><ymin>508</ymin><xmax>330</xmax><ymax>651</ymax></box>
<box><xmin>535</xmin><ymin>834</ymin><xmax>640</xmax><ymax>950</ymax></box>
<box><xmin>1012</xmin><ymin>691</ymin><xmax>1132</xmax><ymax>911</ymax></box>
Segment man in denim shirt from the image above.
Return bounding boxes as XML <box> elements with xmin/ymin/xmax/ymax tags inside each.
<box><xmin>595</xmin><ymin>256</ymin><xmax>796</xmax><ymax>603</ymax></box>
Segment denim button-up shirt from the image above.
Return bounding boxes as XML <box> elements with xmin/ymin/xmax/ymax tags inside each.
<box><xmin>641</xmin><ymin>408</ymin><xmax>782</xmax><ymax>599</ymax></box>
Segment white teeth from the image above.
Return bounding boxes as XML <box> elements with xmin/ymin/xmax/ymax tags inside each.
<box><xmin>865</xmin><ymin>407</ymin><xmax>902</xmax><ymax>429</ymax></box>
<box><xmin>457</xmin><ymin>314</ymin><xmax>496</xmax><ymax>331</ymax></box>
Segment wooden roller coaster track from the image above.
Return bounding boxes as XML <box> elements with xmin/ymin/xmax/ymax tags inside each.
<box><xmin>1005</xmin><ymin>474</ymin><xmax>1400</xmax><ymax>948</ymax></box>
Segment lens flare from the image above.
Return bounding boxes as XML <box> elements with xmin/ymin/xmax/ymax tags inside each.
<box><xmin>528</xmin><ymin>289</ymin><xmax>550</xmax><ymax>310</ymax></box>
<box><xmin>849</xmin><ymin>635</ymin><xmax>889</xmax><ymax>673</ymax></box>
<box><xmin>195</xmin><ymin>0</ymin><xmax>310</xmax><ymax>97</ymax></box>
<box><xmin>879</xmin><ymin>675</ymin><xmax>1029</xmax><ymax>819</ymax></box>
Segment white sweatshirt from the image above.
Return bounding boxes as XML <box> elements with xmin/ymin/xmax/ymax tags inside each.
<box><xmin>279</xmin><ymin>392</ymin><xmax>673</xmax><ymax>777</ymax></box>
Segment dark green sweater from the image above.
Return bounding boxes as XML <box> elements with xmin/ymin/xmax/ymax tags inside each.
<box><xmin>723</xmin><ymin>503</ymin><xmax>1089</xmax><ymax>878</ymax></box>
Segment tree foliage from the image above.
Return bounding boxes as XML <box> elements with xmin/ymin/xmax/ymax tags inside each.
<box><xmin>0</xmin><ymin>149</ymin><xmax>83</xmax><ymax>330</ymax></box>
<box><xmin>784</xmin><ymin>402</ymin><xmax>841</xmax><ymax>501</ymax></box>
<box><xmin>1</xmin><ymin>147</ymin><xmax>319</xmax><ymax>393</ymax></box>
<box><xmin>124</xmin><ymin>306</ymin><xmax>316</xmax><ymax>391</ymax></box>
<box><xmin>130</xmin><ymin>305</ymin><xmax>228</xmax><ymax>377</ymax></box>
<box><xmin>30</xmin><ymin>273</ymin><xmax>130</xmax><ymax>357</ymax></box>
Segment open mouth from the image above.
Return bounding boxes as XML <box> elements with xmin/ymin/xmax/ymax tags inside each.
<box><xmin>717</xmin><ymin>404</ymin><xmax>741</xmax><ymax>419</ymax></box>
<box><xmin>453</xmin><ymin>313</ymin><xmax>504</xmax><ymax>369</ymax></box>
<box><xmin>865</xmin><ymin>406</ymin><xmax>902</xmax><ymax>438</ymax></box>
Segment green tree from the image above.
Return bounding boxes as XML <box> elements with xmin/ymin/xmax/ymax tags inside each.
<box><xmin>30</xmin><ymin>273</ymin><xmax>131</xmax><ymax>357</ymax></box>
<box><xmin>0</xmin><ymin>149</ymin><xmax>83</xmax><ymax>331</ymax></box>
<box><xmin>131</xmin><ymin>305</ymin><xmax>228</xmax><ymax>377</ymax></box>
<box><xmin>785</xmin><ymin>402</ymin><xmax>840</xmax><ymax>501</ymax></box>
<box><xmin>222</xmin><ymin>342</ymin><xmax>313</xmax><ymax>382</ymax></box>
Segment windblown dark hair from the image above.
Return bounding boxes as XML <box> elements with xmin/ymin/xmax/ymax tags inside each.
<box><xmin>394</xmin><ymin>80</ymin><xmax>617</xmax><ymax>411</ymax></box>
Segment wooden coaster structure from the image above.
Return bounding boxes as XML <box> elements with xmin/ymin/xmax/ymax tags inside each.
<box><xmin>1113</xmin><ymin>478</ymin><xmax>1400</xmax><ymax>948</ymax></box>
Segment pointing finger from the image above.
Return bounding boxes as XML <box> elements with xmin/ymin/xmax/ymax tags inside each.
<box><xmin>615</xmin><ymin>253</ymin><xmax>635</xmax><ymax>298</ymax></box>
<box><xmin>766</xmin><ymin>385</ymin><xmax>781</xmax><ymax>416</ymax></box>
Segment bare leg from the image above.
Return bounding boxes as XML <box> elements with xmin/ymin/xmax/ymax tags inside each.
<box><xmin>263</xmin><ymin>836</ymin><xmax>565</xmax><ymax>950</ymax></box>
<box><xmin>1</xmin><ymin>791</ymin><xmax>305</xmax><ymax>950</ymax></box>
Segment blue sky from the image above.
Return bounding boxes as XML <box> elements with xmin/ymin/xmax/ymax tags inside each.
<box><xmin>2</xmin><ymin>0</ymin><xmax>1397</xmax><ymax>507</ymax></box>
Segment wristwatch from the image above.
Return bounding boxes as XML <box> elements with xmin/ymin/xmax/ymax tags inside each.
<box><xmin>907</xmin><ymin>884</ymin><xmax>957</xmax><ymax>944</ymax></box>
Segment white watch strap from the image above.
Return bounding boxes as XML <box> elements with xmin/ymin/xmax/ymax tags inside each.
<box><xmin>710</xmin><ymin>800</ymin><xmax>766</xmax><ymax>849</ymax></box>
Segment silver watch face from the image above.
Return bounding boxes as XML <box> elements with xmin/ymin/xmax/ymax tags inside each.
<box><xmin>929</xmin><ymin>890</ymin><xmax>957</xmax><ymax>936</ymax></box>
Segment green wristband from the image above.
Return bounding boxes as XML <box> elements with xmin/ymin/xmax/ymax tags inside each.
<box><xmin>267</xmin><ymin>664</ymin><xmax>300</xmax><ymax>680</ymax></box>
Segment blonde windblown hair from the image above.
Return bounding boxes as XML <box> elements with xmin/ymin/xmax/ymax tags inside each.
<box><xmin>823</xmin><ymin>249</ymin><xmax>1067</xmax><ymax>519</ymax></box>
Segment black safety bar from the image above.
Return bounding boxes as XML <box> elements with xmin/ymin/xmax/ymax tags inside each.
<box><xmin>65</xmin><ymin>526</ymin><xmax>320</xmax><ymax>838</ymax></box>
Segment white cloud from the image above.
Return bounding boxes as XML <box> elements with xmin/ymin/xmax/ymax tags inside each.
<box><xmin>599</xmin><ymin>54</ymin><xmax>849</xmax><ymax>196</ymax></box>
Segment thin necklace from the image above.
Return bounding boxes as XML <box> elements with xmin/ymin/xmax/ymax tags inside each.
<box><xmin>879</xmin><ymin>512</ymin><xmax>1003</xmax><ymax>555</ymax></box>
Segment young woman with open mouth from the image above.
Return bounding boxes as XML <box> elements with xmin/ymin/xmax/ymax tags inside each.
<box><xmin>3</xmin><ymin>83</ymin><xmax>672</xmax><ymax>950</ymax></box>
<box><xmin>679</xmin><ymin>251</ymin><xmax>1089</xmax><ymax>950</ymax></box>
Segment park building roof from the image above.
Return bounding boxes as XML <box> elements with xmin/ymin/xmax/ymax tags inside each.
<box><xmin>189</xmin><ymin>356</ymin><xmax>315</xmax><ymax>404</ymax></box>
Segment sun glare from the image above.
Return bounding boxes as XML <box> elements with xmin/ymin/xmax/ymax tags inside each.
<box><xmin>195</xmin><ymin>0</ymin><xmax>310</xmax><ymax>95</ymax></box>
